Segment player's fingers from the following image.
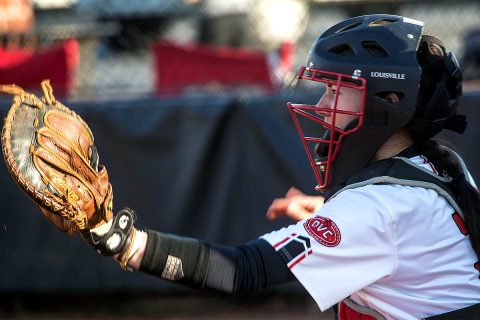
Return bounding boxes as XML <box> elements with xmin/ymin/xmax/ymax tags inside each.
<box><xmin>301</xmin><ymin>196</ymin><xmax>325</xmax><ymax>212</ymax></box>
<box><xmin>286</xmin><ymin>200</ymin><xmax>316</xmax><ymax>221</ymax></box>
<box><xmin>285</xmin><ymin>187</ymin><xmax>305</xmax><ymax>198</ymax></box>
<box><xmin>284</xmin><ymin>188</ymin><xmax>324</xmax><ymax>211</ymax></box>
<box><xmin>266</xmin><ymin>198</ymin><xmax>289</xmax><ymax>221</ymax></box>
<box><xmin>266</xmin><ymin>197</ymin><xmax>315</xmax><ymax>222</ymax></box>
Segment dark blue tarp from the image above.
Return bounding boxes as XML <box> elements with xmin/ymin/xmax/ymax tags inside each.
<box><xmin>0</xmin><ymin>92</ymin><xmax>478</xmax><ymax>292</ymax></box>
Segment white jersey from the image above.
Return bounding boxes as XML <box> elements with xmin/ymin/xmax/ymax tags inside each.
<box><xmin>261</xmin><ymin>155</ymin><xmax>480</xmax><ymax>319</ymax></box>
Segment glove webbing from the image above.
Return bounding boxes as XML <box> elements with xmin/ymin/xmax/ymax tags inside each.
<box><xmin>0</xmin><ymin>79</ymin><xmax>56</xmax><ymax>109</ymax></box>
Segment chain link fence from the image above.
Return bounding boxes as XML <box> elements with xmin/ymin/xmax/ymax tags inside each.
<box><xmin>2</xmin><ymin>0</ymin><xmax>480</xmax><ymax>100</ymax></box>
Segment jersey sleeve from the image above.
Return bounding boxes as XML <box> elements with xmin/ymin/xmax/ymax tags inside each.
<box><xmin>261</xmin><ymin>186</ymin><xmax>397</xmax><ymax>311</ymax></box>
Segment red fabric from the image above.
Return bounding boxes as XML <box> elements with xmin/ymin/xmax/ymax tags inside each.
<box><xmin>452</xmin><ymin>212</ymin><xmax>469</xmax><ymax>235</ymax></box>
<box><xmin>279</xmin><ymin>41</ymin><xmax>295</xmax><ymax>73</ymax></box>
<box><xmin>153</xmin><ymin>41</ymin><xmax>275</xmax><ymax>95</ymax></box>
<box><xmin>339</xmin><ymin>301</ymin><xmax>379</xmax><ymax>320</ymax></box>
<box><xmin>0</xmin><ymin>47</ymin><xmax>33</xmax><ymax>67</ymax></box>
<box><xmin>0</xmin><ymin>39</ymin><xmax>79</xmax><ymax>96</ymax></box>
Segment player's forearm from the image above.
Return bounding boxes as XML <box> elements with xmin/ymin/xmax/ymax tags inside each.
<box><xmin>127</xmin><ymin>230</ymin><xmax>295</xmax><ymax>294</ymax></box>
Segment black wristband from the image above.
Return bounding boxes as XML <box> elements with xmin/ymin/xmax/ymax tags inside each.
<box><xmin>140</xmin><ymin>229</ymin><xmax>210</xmax><ymax>288</ymax></box>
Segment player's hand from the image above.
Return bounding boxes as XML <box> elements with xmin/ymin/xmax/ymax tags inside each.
<box><xmin>266</xmin><ymin>187</ymin><xmax>324</xmax><ymax>222</ymax></box>
<box><xmin>82</xmin><ymin>207</ymin><xmax>145</xmax><ymax>271</ymax></box>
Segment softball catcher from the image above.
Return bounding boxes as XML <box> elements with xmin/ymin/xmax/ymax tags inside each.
<box><xmin>2</xmin><ymin>14</ymin><xmax>480</xmax><ymax>319</ymax></box>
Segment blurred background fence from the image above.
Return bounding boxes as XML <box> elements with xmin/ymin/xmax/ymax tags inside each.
<box><xmin>1</xmin><ymin>0</ymin><xmax>480</xmax><ymax>99</ymax></box>
<box><xmin>1</xmin><ymin>1</ymin><xmax>480</xmax><ymax>319</ymax></box>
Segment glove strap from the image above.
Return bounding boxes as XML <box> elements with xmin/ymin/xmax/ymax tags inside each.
<box><xmin>83</xmin><ymin>207</ymin><xmax>137</xmax><ymax>256</ymax></box>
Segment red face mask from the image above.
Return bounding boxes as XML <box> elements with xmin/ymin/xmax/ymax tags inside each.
<box><xmin>288</xmin><ymin>67</ymin><xmax>367</xmax><ymax>191</ymax></box>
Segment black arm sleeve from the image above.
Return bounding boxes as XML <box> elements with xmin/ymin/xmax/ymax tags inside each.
<box><xmin>139</xmin><ymin>230</ymin><xmax>296</xmax><ymax>295</ymax></box>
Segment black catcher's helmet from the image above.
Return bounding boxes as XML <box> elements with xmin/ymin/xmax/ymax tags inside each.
<box><xmin>288</xmin><ymin>14</ymin><xmax>464</xmax><ymax>191</ymax></box>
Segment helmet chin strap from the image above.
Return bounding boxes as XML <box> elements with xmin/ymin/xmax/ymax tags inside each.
<box><xmin>314</xmin><ymin>130</ymin><xmax>335</xmax><ymax>159</ymax></box>
<box><xmin>314</xmin><ymin>118</ymin><xmax>361</xmax><ymax>173</ymax></box>
<box><xmin>315</xmin><ymin>118</ymin><xmax>360</xmax><ymax>157</ymax></box>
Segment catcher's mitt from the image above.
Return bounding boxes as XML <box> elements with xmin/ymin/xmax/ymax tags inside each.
<box><xmin>1</xmin><ymin>80</ymin><xmax>113</xmax><ymax>234</ymax></box>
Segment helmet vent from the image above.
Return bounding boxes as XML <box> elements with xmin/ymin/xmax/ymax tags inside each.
<box><xmin>362</xmin><ymin>41</ymin><xmax>388</xmax><ymax>58</ymax></box>
<box><xmin>329</xmin><ymin>44</ymin><xmax>355</xmax><ymax>57</ymax></box>
<box><xmin>334</xmin><ymin>22</ymin><xmax>362</xmax><ymax>34</ymax></box>
<box><xmin>368</xmin><ymin>18</ymin><xmax>398</xmax><ymax>27</ymax></box>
